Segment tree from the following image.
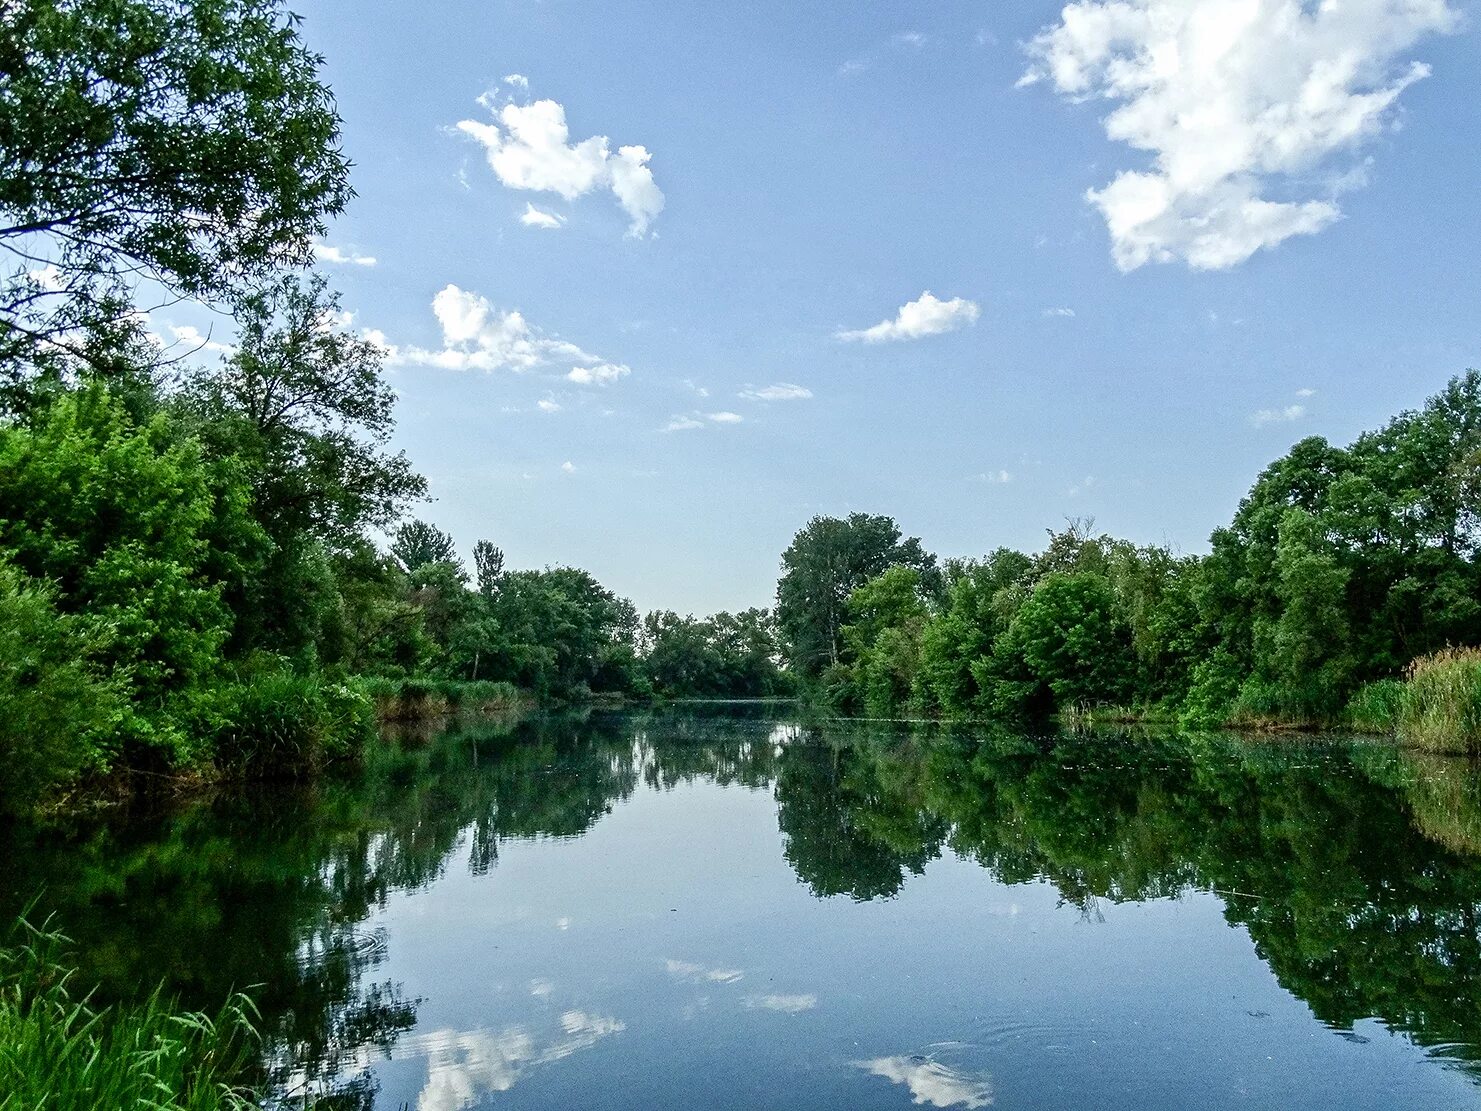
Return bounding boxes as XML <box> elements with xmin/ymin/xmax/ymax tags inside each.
<box><xmin>392</xmin><ymin>521</ymin><xmax>457</xmax><ymax>574</ymax></box>
<box><xmin>473</xmin><ymin>541</ymin><xmax>505</xmax><ymax>597</ymax></box>
<box><xmin>183</xmin><ymin>274</ymin><xmax>425</xmax><ymax>659</ymax></box>
<box><xmin>987</xmin><ymin>573</ymin><xmax>1135</xmax><ymax>715</ymax></box>
<box><xmin>776</xmin><ymin>513</ymin><xmax>938</xmax><ymax>679</ymax></box>
<box><xmin>917</xmin><ymin>549</ymin><xmax>1031</xmax><ymax>715</ymax></box>
<box><xmin>0</xmin><ymin>0</ymin><xmax>351</xmax><ymax>372</ymax></box>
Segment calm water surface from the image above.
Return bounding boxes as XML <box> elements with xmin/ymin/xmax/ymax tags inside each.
<box><xmin>8</xmin><ymin>707</ymin><xmax>1481</xmax><ymax>1109</ymax></box>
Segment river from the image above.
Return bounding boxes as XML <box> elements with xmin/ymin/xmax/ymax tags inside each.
<box><xmin>5</xmin><ymin>705</ymin><xmax>1481</xmax><ymax>1109</ymax></box>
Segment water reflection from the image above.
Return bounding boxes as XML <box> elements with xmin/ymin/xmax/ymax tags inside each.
<box><xmin>5</xmin><ymin>707</ymin><xmax>1481</xmax><ymax>1105</ymax></box>
<box><xmin>404</xmin><ymin>1011</ymin><xmax>627</xmax><ymax>1111</ymax></box>
<box><xmin>856</xmin><ymin>1055</ymin><xmax>994</xmax><ymax>1109</ymax></box>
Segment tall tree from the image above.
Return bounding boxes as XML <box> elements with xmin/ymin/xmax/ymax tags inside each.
<box><xmin>775</xmin><ymin>513</ymin><xmax>938</xmax><ymax>679</ymax></box>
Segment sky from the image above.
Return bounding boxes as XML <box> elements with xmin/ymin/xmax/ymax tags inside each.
<box><xmin>246</xmin><ymin>0</ymin><xmax>1479</xmax><ymax>616</ymax></box>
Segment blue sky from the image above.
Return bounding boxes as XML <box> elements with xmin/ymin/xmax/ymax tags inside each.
<box><xmin>280</xmin><ymin>0</ymin><xmax>1479</xmax><ymax>616</ymax></box>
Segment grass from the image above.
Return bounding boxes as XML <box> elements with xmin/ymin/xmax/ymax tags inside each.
<box><xmin>1345</xmin><ymin>679</ymin><xmax>1407</xmax><ymax>735</ymax></box>
<box><xmin>359</xmin><ymin>676</ymin><xmax>528</xmax><ymax>721</ymax></box>
<box><xmin>1397</xmin><ymin>647</ymin><xmax>1481</xmax><ymax>754</ymax></box>
<box><xmin>0</xmin><ymin>918</ymin><xmax>264</xmax><ymax>1110</ymax></box>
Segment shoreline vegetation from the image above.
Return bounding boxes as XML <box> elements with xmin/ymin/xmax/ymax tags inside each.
<box><xmin>3</xmin><ymin>0</ymin><xmax>1481</xmax><ymax>825</ymax></box>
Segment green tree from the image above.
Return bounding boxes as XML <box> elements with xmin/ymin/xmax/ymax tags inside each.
<box><xmin>391</xmin><ymin>520</ymin><xmax>458</xmax><ymax>574</ymax></box>
<box><xmin>776</xmin><ymin>513</ymin><xmax>938</xmax><ymax>680</ymax></box>
<box><xmin>0</xmin><ymin>0</ymin><xmax>350</xmax><ymax>372</ymax></box>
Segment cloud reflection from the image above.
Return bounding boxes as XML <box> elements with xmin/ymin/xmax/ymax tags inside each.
<box><xmin>856</xmin><ymin>1055</ymin><xmax>993</xmax><ymax>1108</ymax></box>
<box><xmin>743</xmin><ymin>993</ymin><xmax>818</xmax><ymax>1014</ymax></box>
<box><xmin>402</xmin><ymin>1010</ymin><xmax>625</xmax><ymax>1111</ymax></box>
<box><xmin>665</xmin><ymin>958</ymin><xmax>743</xmax><ymax>984</ymax></box>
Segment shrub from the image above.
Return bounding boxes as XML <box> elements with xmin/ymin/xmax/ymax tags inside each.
<box><xmin>191</xmin><ymin>668</ymin><xmax>374</xmax><ymax>776</ymax></box>
<box><xmin>1398</xmin><ymin>648</ymin><xmax>1481</xmax><ymax>754</ymax></box>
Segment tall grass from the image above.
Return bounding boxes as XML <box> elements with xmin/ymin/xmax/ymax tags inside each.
<box><xmin>0</xmin><ymin>918</ymin><xmax>263</xmax><ymax>1110</ymax></box>
<box><xmin>192</xmin><ymin>671</ymin><xmax>375</xmax><ymax>777</ymax></box>
<box><xmin>1345</xmin><ymin>678</ymin><xmax>1407</xmax><ymax>735</ymax></box>
<box><xmin>1397</xmin><ymin>647</ymin><xmax>1481</xmax><ymax>754</ymax></box>
<box><xmin>360</xmin><ymin>676</ymin><xmax>526</xmax><ymax>721</ymax></box>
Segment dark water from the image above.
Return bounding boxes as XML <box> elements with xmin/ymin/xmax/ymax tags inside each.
<box><xmin>8</xmin><ymin>708</ymin><xmax>1481</xmax><ymax>1110</ymax></box>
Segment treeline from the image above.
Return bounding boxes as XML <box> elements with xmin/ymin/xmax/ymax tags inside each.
<box><xmin>773</xmin><ymin>371</ymin><xmax>1481</xmax><ymax>744</ymax></box>
<box><xmin>373</xmin><ymin>518</ymin><xmax>790</xmax><ymax>705</ymax></box>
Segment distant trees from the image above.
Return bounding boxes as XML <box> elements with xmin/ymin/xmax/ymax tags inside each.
<box><xmin>782</xmin><ymin>371</ymin><xmax>1481</xmax><ymax>731</ymax></box>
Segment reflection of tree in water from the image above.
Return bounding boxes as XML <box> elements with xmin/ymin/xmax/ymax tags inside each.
<box><xmin>9</xmin><ymin>710</ymin><xmax>1481</xmax><ymax>1093</ymax></box>
<box><xmin>772</xmin><ymin>724</ymin><xmax>1481</xmax><ymax>1072</ymax></box>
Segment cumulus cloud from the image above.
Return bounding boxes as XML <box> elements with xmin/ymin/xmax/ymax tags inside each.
<box><xmin>537</xmin><ymin>398</ymin><xmax>561</xmax><ymax>413</ymax></box>
<box><xmin>856</xmin><ymin>1057</ymin><xmax>994</xmax><ymax>1109</ymax></box>
<box><xmin>1296</xmin><ymin>386</ymin><xmax>1317</xmax><ymax>397</ymax></box>
<box><xmin>1021</xmin><ymin>0</ymin><xmax>1459</xmax><ymax>270</ymax></box>
<box><xmin>394</xmin><ymin>284</ymin><xmax>623</xmax><ymax>378</ymax></box>
<box><xmin>837</xmin><ymin>291</ymin><xmax>980</xmax><ymax>343</ymax></box>
<box><xmin>740</xmin><ymin>382</ymin><xmax>812</xmax><ymax>401</ymax></box>
<box><xmin>167</xmin><ymin>323</ymin><xmax>235</xmax><ymax>355</ymax></box>
<box><xmin>663</xmin><ymin>411</ymin><xmax>742</xmax><ymax>432</ymax></box>
<box><xmin>520</xmin><ymin>203</ymin><xmax>566</xmax><ymax>229</ymax></box>
<box><xmin>312</xmin><ymin>241</ymin><xmax>377</xmax><ymax>267</ymax></box>
<box><xmin>1252</xmin><ymin>403</ymin><xmax>1306</xmax><ymax>425</ymax></box>
<box><xmin>567</xmin><ymin>362</ymin><xmax>631</xmax><ymax>386</ymax></box>
<box><xmin>502</xmin><ymin>73</ymin><xmax>529</xmax><ymax>89</ymax></box>
<box><xmin>457</xmin><ymin>94</ymin><xmax>665</xmax><ymax>237</ymax></box>
<box><xmin>561</xmin><ymin>460</ymin><xmax>576</xmax><ymax>473</ymax></box>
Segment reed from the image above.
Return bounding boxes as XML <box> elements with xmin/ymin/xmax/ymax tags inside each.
<box><xmin>1397</xmin><ymin>647</ymin><xmax>1481</xmax><ymax>754</ymax></box>
<box><xmin>0</xmin><ymin>918</ymin><xmax>263</xmax><ymax>1110</ymax></box>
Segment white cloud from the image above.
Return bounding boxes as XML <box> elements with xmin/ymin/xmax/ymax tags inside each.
<box><xmin>567</xmin><ymin>362</ymin><xmax>631</xmax><ymax>386</ymax></box>
<box><xmin>976</xmin><ymin>470</ymin><xmax>1013</xmax><ymax>484</ymax></box>
<box><xmin>1021</xmin><ymin>0</ymin><xmax>1459</xmax><ymax>271</ymax></box>
<box><xmin>894</xmin><ymin>31</ymin><xmax>928</xmax><ymax>47</ymax></box>
<box><xmin>561</xmin><ymin>460</ymin><xmax>576</xmax><ymax>473</ymax></box>
<box><xmin>856</xmin><ymin>1057</ymin><xmax>994</xmax><ymax>1109</ymax></box>
<box><xmin>743</xmin><ymin>994</ymin><xmax>818</xmax><ymax>1014</ymax></box>
<box><xmin>312</xmin><ymin>241</ymin><xmax>377</xmax><ymax>267</ymax></box>
<box><xmin>740</xmin><ymin>383</ymin><xmax>812</xmax><ymax>401</ymax></box>
<box><xmin>167</xmin><ymin>323</ymin><xmax>235</xmax><ymax>355</ymax></box>
<box><xmin>537</xmin><ymin>398</ymin><xmax>561</xmax><ymax>413</ymax></box>
<box><xmin>457</xmin><ymin>95</ymin><xmax>665</xmax><ymax>237</ymax></box>
<box><xmin>503</xmin><ymin>73</ymin><xmax>529</xmax><ymax>89</ymax></box>
<box><xmin>28</xmin><ymin>264</ymin><xmax>65</xmax><ymax>291</ymax></box>
<box><xmin>1296</xmin><ymin>386</ymin><xmax>1317</xmax><ymax>397</ymax></box>
<box><xmin>519</xmin><ymin>203</ymin><xmax>566</xmax><ymax>229</ymax></box>
<box><xmin>1068</xmin><ymin>475</ymin><xmax>1098</xmax><ymax>496</ymax></box>
<box><xmin>681</xmin><ymin>379</ymin><xmax>710</xmax><ymax>398</ymax></box>
<box><xmin>837</xmin><ymin>291</ymin><xmax>980</xmax><ymax>343</ymax></box>
<box><xmin>706</xmin><ymin>411</ymin><xmax>743</xmax><ymax>424</ymax></box>
<box><xmin>664</xmin><ymin>415</ymin><xmax>705</xmax><ymax>432</ymax></box>
<box><xmin>1043</xmin><ymin>307</ymin><xmax>1075</xmax><ymax>318</ymax></box>
<box><xmin>1252</xmin><ymin>403</ymin><xmax>1306</xmax><ymax>426</ymax></box>
<box><xmin>394</xmin><ymin>284</ymin><xmax>611</xmax><ymax>374</ymax></box>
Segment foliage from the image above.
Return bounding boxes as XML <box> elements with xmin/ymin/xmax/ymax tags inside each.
<box><xmin>0</xmin><ymin>0</ymin><xmax>350</xmax><ymax>374</ymax></box>
<box><xmin>776</xmin><ymin>513</ymin><xmax>938</xmax><ymax>680</ymax></box>
<box><xmin>1397</xmin><ymin>648</ymin><xmax>1481</xmax><ymax>754</ymax></box>
<box><xmin>391</xmin><ymin>519</ymin><xmax>457</xmax><ymax>574</ymax></box>
<box><xmin>0</xmin><ymin>918</ymin><xmax>263</xmax><ymax>1110</ymax></box>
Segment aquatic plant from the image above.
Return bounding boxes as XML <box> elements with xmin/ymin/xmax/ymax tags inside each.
<box><xmin>1398</xmin><ymin>648</ymin><xmax>1481</xmax><ymax>754</ymax></box>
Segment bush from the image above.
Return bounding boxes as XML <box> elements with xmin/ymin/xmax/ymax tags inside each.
<box><xmin>0</xmin><ymin>918</ymin><xmax>263</xmax><ymax>1110</ymax></box>
<box><xmin>0</xmin><ymin>562</ymin><xmax>120</xmax><ymax>814</ymax></box>
<box><xmin>1345</xmin><ymin>679</ymin><xmax>1406</xmax><ymax>735</ymax></box>
<box><xmin>191</xmin><ymin>668</ymin><xmax>374</xmax><ymax>776</ymax></box>
<box><xmin>1398</xmin><ymin>648</ymin><xmax>1481</xmax><ymax>754</ymax></box>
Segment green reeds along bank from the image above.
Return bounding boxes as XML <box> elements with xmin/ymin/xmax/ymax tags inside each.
<box><xmin>1397</xmin><ymin>648</ymin><xmax>1481</xmax><ymax>754</ymax></box>
<box><xmin>360</xmin><ymin>676</ymin><xmax>527</xmax><ymax>721</ymax></box>
<box><xmin>1345</xmin><ymin>679</ymin><xmax>1407</xmax><ymax>735</ymax></box>
<box><xmin>0</xmin><ymin>919</ymin><xmax>264</xmax><ymax>1111</ymax></box>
